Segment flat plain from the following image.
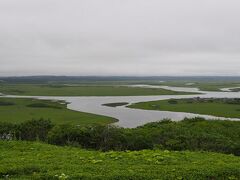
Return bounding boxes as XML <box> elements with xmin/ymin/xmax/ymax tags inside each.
<box><xmin>129</xmin><ymin>98</ymin><xmax>240</xmax><ymax>118</ymax></box>
<box><xmin>0</xmin><ymin>97</ymin><xmax>116</xmax><ymax>125</ymax></box>
<box><xmin>0</xmin><ymin>84</ymin><xmax>194</xmax><ymax>96</ymax></box>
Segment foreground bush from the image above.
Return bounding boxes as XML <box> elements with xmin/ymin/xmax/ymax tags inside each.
<box><xmin>48</xmin><ymin>118</ymin><xmax>240</xmax><ymax>155</ymax></box>
<box><xmin>1</xmin><ymin>118</ymin><xmax>240</xmax><ymax>155</ymax></box>
<box><xmin>0</xmin><ymin>141</ymin><xmax>239</xmax><ymax>179</ymax></box>
<box><xmin>0</xmin><ymin>119</ymin><xmax>53</xmax><ymax>141</ymax></box>
<box><xmin>139</xmin><ymin>118</ymin><xmax>240</xmax><ymax>155</ymax></box>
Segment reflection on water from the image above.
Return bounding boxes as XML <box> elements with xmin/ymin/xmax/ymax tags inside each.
<box><xmin>2</xmin><ymin>85</ymin><xmax>240</xmax><ymax>128</ymax></box>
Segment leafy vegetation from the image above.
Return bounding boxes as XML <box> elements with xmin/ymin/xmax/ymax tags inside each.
<box><xmin>1</xmin><ymin>118</ymin><xmax>240</xmax><ymax>155</ymax></box>
<box><xmin>0</xmin><ymin>140</ymin><xmax>239</xmax><ymax>179</ymax></box>
<box><xmin>0</xmin><ymin>84</ymin><xmax>195</xmax><ymax>96</ymax></box>
<box><xmin>47</xmin><ymin>118</ymin><xmax>240</xmax><ymax>155</ymax></box>
<box><xmin>129</xmin><ymin>98</ymin><xmax>240</xmax><ymax>118</ymax></box>
<box><xmin>0</xmin><ymin>97</ymin><xmax>116</xmax><ymax>125</ymax></box>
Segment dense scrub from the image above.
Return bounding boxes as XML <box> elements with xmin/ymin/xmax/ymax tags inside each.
<box><xmin>0</xmin><ymin>119</ymin><xmax>53</xmax><ymax>141</ymax></box>
<box><xmin>47</xmin><ymin>118</ymin><xmax>240</xmax><ymax>155</ymax></box>
<box><xmin>1</xmin><ymin>118</ymin><xmax>240</xmax><ymax>155</ymax></box>
<box><xmin>0</xmin><ymin>141</ymin><xmax>240</xmax><ymax>179</ymax></box>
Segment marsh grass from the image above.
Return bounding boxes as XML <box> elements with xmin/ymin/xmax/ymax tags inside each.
<box><xmin>129</xmin><ymin>98</ymin><xmax>240</xmax><ymax>118</ymax></box>
<box><xmin>0</xmin><ymin>97</ymin><xmax>116</xmax><ymax>125</ymax></box>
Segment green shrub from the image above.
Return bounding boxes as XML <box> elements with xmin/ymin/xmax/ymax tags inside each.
<box><xmin>16</xmin><ymin>119</ymin><xmax>54</xmax><ymax>141</ymax></box>
<box><xmin>1</xmin><ymin>118</ymin><xmax>240</xmax><ymax>155</ymax></box>
<box><xmin>0</xmin><ymin>119</ymin><xmax>54</xmax><ymax>141</ymax></box>
<box><xmin>168</xmin><ymin>99</ymin><xmax>178</xmax><ymax>104</ymax></box>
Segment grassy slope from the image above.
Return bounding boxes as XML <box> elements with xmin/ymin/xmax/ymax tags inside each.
<box><xmin>0</xmin><ymin>98</ymin><xmax>115</xmax><ymax>125</ymax></box>
<box><xmin>0</xmin><ymin>84</ymin><xmax>194</xmax><ymax>96</ymax></box>
<box><xmin>0</xmin><ymin>141</ymin><xmax>239</xmax><ymax>179</ymax></box>
<box><xmin>129</xmin><ymin>99</ymin><xmax>240</xmax><ymax>118</ymax></box>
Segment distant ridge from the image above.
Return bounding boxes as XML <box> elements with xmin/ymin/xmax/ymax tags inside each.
<box><xmin>0</xmin><ymin>76</ymin><xmax>240</xmax><ymax>84</ymax></box>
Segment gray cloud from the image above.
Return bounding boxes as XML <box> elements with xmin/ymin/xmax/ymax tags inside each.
<box><xmin>1</xmin><ymin>0</ymin><xmax>240</xmax><ymax>76</ymax></box>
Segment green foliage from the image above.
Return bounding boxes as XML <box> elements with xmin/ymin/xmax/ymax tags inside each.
<box><xmin>1</xmin><ymin>118</ymin><xmax>240</xmax><ymax>155</ymax></box>
<box><xmin>0</xmin><ymin>141</ymin><xmax>239</xmax><ymax>179</ymax></box>
<box><xmin>0</xmin><ymin>119</ymin><xmax>53</xmax><ymax>141</ymax></box>
<box><xmin>47</xmin><ymin>118</ymin><xmax>240</xmax><ymax>155</ymax></box>
<box><xmin>47</xmin><ymin>125</ymin><xmax>128</xmax><ymax>150</ymax></box>
<box><xmin>225</xmin><ymin>98</ymin><xmax>240</xmax><ymax>105</ymax></box>
<box><xmin>17</xmin><ymin>119</ymin><xmax>54</xmax><ymax>141</ymax></box>
<box><xmin>168</xmin><ymin>99</ymin><xmax>178</xmax><ymax>104</ymax></box>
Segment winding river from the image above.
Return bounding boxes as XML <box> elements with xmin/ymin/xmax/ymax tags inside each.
<box><xmin>2</xmin><ymin>85</ymin><xmax>240</xmax><ymax>128</ymax></box>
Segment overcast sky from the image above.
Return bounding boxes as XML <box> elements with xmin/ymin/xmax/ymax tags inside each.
<box><xmin>1</xmin><ymin>0</ymin><xmax>240</xmax><ymax>76</ymax></box>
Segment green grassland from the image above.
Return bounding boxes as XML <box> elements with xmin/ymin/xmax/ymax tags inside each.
<box><xmin>0</xmin><ymin>97</ymin><xmax>116</xmax><ymax>125</ymax></box>
<box><xmin>129</xmin><ymin>98</ymin><xmax>240</xmax><ymax>118</ymax></box>
<box><xmin>0</xmin><ymin>141</ymin><xmax>239</xmax><ymax>179</ymax></box>
<box><xmin>0</xmin><ymin>84</ymin><xmax>195</xmax><ymax>96</ymax></box>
